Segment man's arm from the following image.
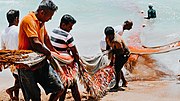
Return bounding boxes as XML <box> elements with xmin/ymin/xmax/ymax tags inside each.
<box><xmin>29</xmin><ymin>37</ymin><xmax>60</xmax><ymax>71</ymax></box>
<box><xmin>0</xmin><ymin>34</ymin><xmax>6</xmax><ymax>50</ymax></box>
<box><xmin>105</xmin><ymin>37</ymin><xmax>111</xmax><ymax>50</ymax></box>
<box><xmin>29</xmin><ymin>37</ymin><xmax>51</xmax><ymax>59</ymax></box>
<box><xmin>154</xmin><ymin>10</ymin><xmax>156</xmax><ymax>18</ymax></box>
<box><xmin>44</xmin><ymin>33</ymin><xmax>59</xmax><ymax>54</ymax></box>
<box><xmin>69</xmin><ymin>46</ymin><xmax>80</xmax><ymax>65</ymax></box>
<box><xmin>144</xmin><ymin>10</ymin><xmax>151</xmax><ymax>19</ymax></box>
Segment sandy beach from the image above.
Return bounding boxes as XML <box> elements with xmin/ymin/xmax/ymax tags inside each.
<box><xmin>101</xmin><ymin>80</ymin><xmax>180</xmax><ymax>101</ymax></box>
<box><xmin>1</xmin><ymin>55</ymin><xmax>180</xmax><ymax>101</ymax></box>
<box><xmin>1</xmin><ymin>80</ymin><xmax>180</xmax><ymax>101</ymax></box>
<box><xmin>1</xmin><ymin>68</ymin><xmax>180</xmax><ymax>101</ymax></box>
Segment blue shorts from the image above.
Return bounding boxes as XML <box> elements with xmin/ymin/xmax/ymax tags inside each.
<box><xmin>18</xmin><ymin>60</ymin><xmax>64</xmax><ymax>100</ymax></box>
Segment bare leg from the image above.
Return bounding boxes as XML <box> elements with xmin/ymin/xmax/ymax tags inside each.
<box><xmin>114</xmin><ymin>71</ymin><xmax>120</xmax><ymax>89</ymax></box>
<box><xmin>109</xmin><ymin>71</ymin><xmax>121</xmax><ymax>92</ymax></box>
<box><xmin>6</xmin><ymin>73</ymin><xmax>20</xmax><ymax>100</ymax></box>
<box><xmin>58</xmin><ymin>86</ymin><xmax>67</xmax><ymax>101</ymax></box>
<box><xmin>71</xmin><ymin>83</ymin><xmax>81</xmax><ymax>101</ymax></box>
<box><xmin>6</xmin><ymin>84</ymin><xmax>20</xmax><ymax>100</ymax></box>
<box><xmin>6</xmin><ymin>87</ymin><xmax>13</xmax><ymax>99</ymax></box>
<box><xmin>120</xmin><ymin>70</ymin><xmax>127</xmax><ymax>87</ymax></box>
<box><xmin>49</xmin><ymin>88</ymin><xmax>64</xmax><ymax>101</ymax></box>
<box><xmin>14</xmin><ymin>75</ymin><xmax>20</xmax><ymax>100</ymax></box>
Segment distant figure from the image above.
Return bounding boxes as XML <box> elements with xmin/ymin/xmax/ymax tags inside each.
<box><xmin>144</xmin><ymin>3</ymin><xmax>156</xmax><ymax>19</ymax></box>
<box><xmin>0</xmin><ymin>9</ymin><xmax>20</xmax><ymax>100</ymax></box>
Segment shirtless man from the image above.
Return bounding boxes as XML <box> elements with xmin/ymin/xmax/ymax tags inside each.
<box><xmin>100</xmin><ymin>20</ymin><xmax>133</xmax><ymax>88</ymax></box>
<box><xmin>104</xmin><ymin>26</ymin><xmax>130</xmax><ymax>91</ymax></box>
<box><xmin>100</xmin><ymin>20</ymin><xmax>133</xmax><ymax>52</ymax></box>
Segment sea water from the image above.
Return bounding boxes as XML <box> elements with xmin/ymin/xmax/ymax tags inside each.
<box><xmin>0</xmin><ymin>0</ymin><xmax>180</xmax><ymax>85</ymax></box>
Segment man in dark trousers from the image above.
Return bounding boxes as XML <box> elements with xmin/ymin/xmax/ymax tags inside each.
<box><xmin>104</xmin><ymin>26</ymin><xmax>130</xmax><ymax>91</ymax></box>
<box><xmin>18</xmin><ymin>0</ymin><xmax>64</xmax><ymax>100</ymax></box>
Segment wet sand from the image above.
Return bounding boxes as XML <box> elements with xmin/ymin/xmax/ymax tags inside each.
<box><xmin>101</xmin><ymin>80</ymin><xmax>180</xmax><ymax>101</ymax></box>
<box><xmin>1</xmin><ymin>80</ymin><xmax>180</xmax><ymax>101</ymax></box>
<box><xmin>0</xmin><ymin>55</ymin><xmax>179</xmax><ymax>101</ymax></box>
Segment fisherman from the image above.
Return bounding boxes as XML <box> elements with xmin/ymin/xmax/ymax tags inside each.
<box><xmin>50</xmin><ymin>14</ymin><xmax>81</xmax><ymax>101</ymax></box>
<box><xmin>0</xmin><ymin>9</ymin><xmax>20</xmax><ymax>100</ymax></box>
<box><xmin>100</xmin><ymin>20</ymin><xmax>133</xmax><ymax>88</ymax></box>
<box><xmin>100</xmin><ymin>20</ymin><xmax>133</xmax><ymax>52</ymax></box>
<box><xmin>144</xmin><ymin>3</ymin><xmax>156</xmax><ymax>19</ymax></box>
<box><xmin>18</xmin><ymin>0</ymin><xmax>64</xmax><ymax>100</ymax></box>
<box><xmin>104</xmin><ymin>26</ymin><xmax>130</xmax><ymax>91</ymax></box>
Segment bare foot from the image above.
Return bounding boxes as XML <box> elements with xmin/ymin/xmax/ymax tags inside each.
<box><xmin>118</xmin><ymin>87</ymin><xmax>125</xmax><ymax>91</ymax></box>
<box><xmin>109</xmin><ymin>86</ymin><xmax>119</xmax><ymax>92</ymax></box>
<box><xmin>109</xmin><ymin>86</ymin><xmax>125</xmax><ymax>92</ymax></box>
<box><xmin>6</xmin><ymin>89</ymin><xmax>13</xmax><ymax>99</ymax></box>
<box><xmin>122</xmin><ymin>82</ymin><xmax>128</xmax><ymax>87</ymax></box>
<box><xmin>109</xmin><ymin>88</ymin><xmax>118</xmax><ymax>92</ymax></box>
<box><xmin>12</xmin><ymin>96</ymin><xmax>19</xmax><ymax>101</ymax></box>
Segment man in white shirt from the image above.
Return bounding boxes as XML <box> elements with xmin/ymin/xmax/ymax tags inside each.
<box><xmin>1</xmin><ymin>10</ymin><xmax>19</xmax><ymax>50</ymax></box>
<box><xmin>100</xmin><ymin>20</ymin><xmax>133</xmax><ymax>88</ymax></box>
<box><xmin>0</xmin><ymin>9</ymin><xmax>20</xmax><ymax>100</ymax></box>
<box><xmin>100</xmin><ymin>20</ymin><xmax>133</xmax><ymax>52</ymax></box>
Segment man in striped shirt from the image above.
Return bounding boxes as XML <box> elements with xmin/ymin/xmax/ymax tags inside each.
<box><xmin>50</xmin><ymin>23</ymin><xmax>74</xmax><ymax>52</ymax></box>
<box><xmin>50</xmin><ymin>14</ymin><xmax>81</xmax><ymax>101</ymax></box>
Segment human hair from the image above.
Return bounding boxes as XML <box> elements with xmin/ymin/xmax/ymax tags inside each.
<box><xmin>148</xmin><ymin>3</ymin><xmax>153</xmax><ymax>9</ymax></box>
<box><xmin>6</xmin><ymin>9</ymin><xmax>19</xmax><ymax>24</ymax></box>
<box><xmin>60</xmin><ymin>14</ymin><xmax>76</xmax><ymax>25</ymax></box>
<box><xmin>38</xmin><ymin>0</ymin><xmax>58</xmax><ymax>12</ymax></box>
<box><xmin>124</xmin><ymin>20</ymin><xmax>133</xmax><ymax>26</ymax></box>
<box><xmin>104</xmin><ymin>26</ymin><xmax>114</xmax><ymax>36</ymax></box>
<box><xmin>148</xmin><ymin>6</ymin><xmax>153</xmax><ymax>9</ymax></box>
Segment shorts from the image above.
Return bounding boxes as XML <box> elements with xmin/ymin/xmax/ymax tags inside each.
<box><xmin>18</xmin><ymin>60</ymin><xmax>64</xmax><ymax>100</ymax></box>
<box><xmin>114</xmin><ymin>54</ymin><xmax>129</xmax><ymax>73</ymax></box>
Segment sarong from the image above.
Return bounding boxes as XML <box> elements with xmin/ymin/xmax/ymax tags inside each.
<box><xmin>51</xmin><ymin>52</ymin><xmax>78</xmax><ymax>87</ymax></box>
<box><xmin>79</xmin><ymin>52</ymin><xmax>116</xmax><ymax>98</ymax></box>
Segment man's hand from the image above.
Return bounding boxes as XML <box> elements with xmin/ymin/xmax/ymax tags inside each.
<box><xmin>17</xmin><ymin>63</ymin><xmax>31</xmax><ymax>70</ymax></box>
<box><xmin>0</xmin><ymin>66</ymin><xmax>2</xmax><ymax>72</ymax></box>
<box><xmin>109</xmin><ymin>61</ymin><xmax>114</xmax><ymax>66</ymax></box>
<box><xmin>46</xmin><ymin>52</ymin><xmax>52</xmax><ymax>60</ymax></box>
<box><xmin>48</xmin><ymin>56</ymin><xmax>60</xmax><ymax>71</ymax></box>
<box><xmin>54</xmin><ymin>50</ymin><xmax>61</xmax><ymax>55</ymax></box>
